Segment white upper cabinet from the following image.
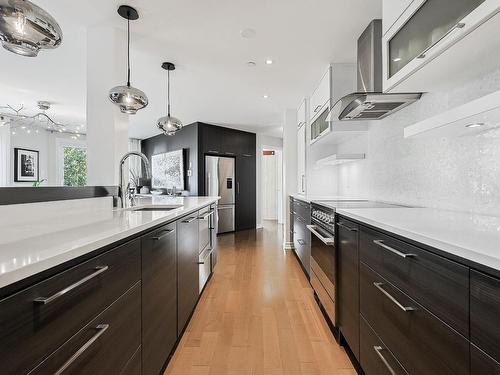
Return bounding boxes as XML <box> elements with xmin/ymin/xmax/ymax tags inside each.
<box><xmin>297</xmin><ymin>121</ymin><xmax>306</xmax><ymax>194</ymax></box>
<box><xmin>310</xmin><ymin>67</ymin><xmax>331</xmax><ymax>122</ymax></box>
<box><xmin>382</xmin><ymin>0</ymin><xmax>500</xmax><ymax>93</ymax></box>
<box><xmin>297</xmin><ymin>99</ymin><xmax>307</xmax><ymax>129</ymax></box>
<box><xmin>383</xmin><ymin>0</ymin><xmax>414</xmax><ymax>35</ymax></box>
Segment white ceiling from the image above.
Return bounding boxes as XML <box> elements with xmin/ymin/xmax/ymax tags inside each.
<box><xmin>0</xmin><ymin>0</ymin><xmax>381</xmax><ymax>139</ymax></box>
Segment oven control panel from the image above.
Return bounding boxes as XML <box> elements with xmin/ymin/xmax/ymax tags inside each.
<box><xmin>311</xmin><ymin>209</ymin><xmax>335</xmax><ymax>225</ymax></box>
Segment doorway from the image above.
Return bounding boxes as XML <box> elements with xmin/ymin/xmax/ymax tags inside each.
<box><xmin>261</xmin><ymin>148</ymin><xmax>283</xmax><ymax>224</ymax></box>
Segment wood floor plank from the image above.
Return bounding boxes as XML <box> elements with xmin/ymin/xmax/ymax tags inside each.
<box><xmin>164</xmin><ymin>222</ymin><xmax>355</xmax><ymax>375</ymax></box>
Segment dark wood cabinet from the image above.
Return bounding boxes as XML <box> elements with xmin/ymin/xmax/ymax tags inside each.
<box><xmin>359</xmin><ymin>226</ymin><xmax>470</xmax><ymax>337</ymax></box>
<box><xmin>141</xmin><ymin>223</ymin><xmax>178</xmax><ymax>375</ymax></box>
<box><xmin>235</xmin><ymin>153</ymin><xmax>256</xmax><ymax>231</ymax></box>
<box><xmin>359</xmin><ymin>316</ymin><xmax>408</xmax><ymax>375</ymax></box>
<box><xmin>471</xmin><ymin>270</ymin><xmax>500</xmax><ymax>362</ymax></box>
<box><xmin>471</xmin><ymin>344</ymin><xmax>500</xmax><ymax>375</ymax></box>
<box><xmin>0</xmin><ymin>239</ymin><xmax>141</xmax><ymax>375</ymax></box>
<box><xmin>177</xmin><ymin>213</ymin><xmax>200</xmax><ymax>336</ymax></box>
<box><xmin>337</xmin><ymin>218</ymin><xmax>360</xmax><ymax>360</ymax></box>
<box><xmin>360</xmin><ymin>262</ymin><xmax>469</xmax><ymax>375</ymax></box>
<box><xmin>29</xmin><ymin>283</ymin><xmax>141</xmax><ymax>375</ymax></box>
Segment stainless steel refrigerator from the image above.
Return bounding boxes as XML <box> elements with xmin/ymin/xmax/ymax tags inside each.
<box><xmin>205</xmin><ymin>156</ymin><xmax>235</xmax><ymax>233</ymax></box>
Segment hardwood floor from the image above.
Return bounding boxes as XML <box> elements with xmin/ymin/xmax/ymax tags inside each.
<box><xmin>165</xmin><ymin>221</ymin><xmax>356</xmax><ymax>375</ymax></box>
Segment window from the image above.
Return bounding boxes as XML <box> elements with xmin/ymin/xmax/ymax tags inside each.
<box><xmin>56</xmin><ymin>139</ymin><xmax>87</xmax><ymax>186</ymax></box>
<box><xmin>63</xmin><ymin>146</ymin><xmax>87</xmax><ymax>186</ymax></box>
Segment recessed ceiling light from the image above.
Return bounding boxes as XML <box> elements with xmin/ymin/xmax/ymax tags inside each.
<box><xmin>240</xmin><ymin>28</ymin><xmax>256</xmax><ymax>39</ymax></box>
<box><xmin>263</xmin><ymin>95</ymin><xmax>269</xmax><ymax>99</ymax></box>
<box><xmin>265</xmin><ymin>59</ymin><xmax>274</xmax><ymax>65</ymax></box>
<box><xmin>246</xmin><ymin>61</ymin><xmax>257</xmax><ymax>67</ymax></box>
<box><xmin>466</xmin><ymin>122</ymin><xmax>485</xmax><ymax>128</ymax></box>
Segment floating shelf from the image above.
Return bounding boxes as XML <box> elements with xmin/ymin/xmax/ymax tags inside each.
<box><xmin>316</xmin><ymin>153</ymin><xmax>365</xmax><ymax>166</ymax></box>
<box><xmin>404</xmin><ymin>90</ymin><xmax>500</xmax><ymax>138</ymax></box>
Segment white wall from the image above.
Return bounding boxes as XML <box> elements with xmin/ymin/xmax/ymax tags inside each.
<box><xmin>256</xmin><ymin>134</ymin><xmax>283</xmax><ymax>228</ymax></box>
<box><xmin>331</xmin><ymin>68</ymin><xmax>500</xmax><ymax>216</ymax></box>
<box><xmin>262</xmin><ymin>152</ymin><xmax>278</xmax><ymax>220</ymax></box>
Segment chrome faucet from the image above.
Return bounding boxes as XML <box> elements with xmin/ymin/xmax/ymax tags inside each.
<box><xmin>119</xmin><ymin>151</ymin><xmax>152</xmax><ymax>208</ymax></box>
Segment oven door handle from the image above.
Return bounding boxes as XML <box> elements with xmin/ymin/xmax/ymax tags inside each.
<box><xmin>306</xmin><ymin>225</ymin><xmax>334</xmax><ymax>246</ymax></box>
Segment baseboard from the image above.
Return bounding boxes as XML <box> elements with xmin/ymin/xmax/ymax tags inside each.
<box><xmin>283</xmin><ymin>241</ymin><xmax>294</xmax><ymax>250</ymax></box>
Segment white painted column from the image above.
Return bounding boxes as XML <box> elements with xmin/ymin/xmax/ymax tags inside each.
<box><xmin>86</xmin><ymin>26</ymin><xmax>129</xmax><ymax>186</ymax></box>
<box><xmin>282</xmin><ymin>109</ymin><xmax>298</xmax><ymax>249</ymax></box>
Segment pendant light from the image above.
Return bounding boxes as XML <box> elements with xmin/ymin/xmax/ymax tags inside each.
<box><xmin>157</xmin><ymin>62</ymin><xmax>183</xmax><ymax>136</ymax></box>
<box><xmin>108</xmin><ymin>5</ymin><xmax>148</xmax><ymax>115</ymax></box>
<box><xmin>0</xmin><ymin>0</ymin><xmax>63</xmax><ymax>57</ymax></box>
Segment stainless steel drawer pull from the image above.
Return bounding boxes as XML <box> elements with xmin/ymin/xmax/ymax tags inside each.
<box><xmin>306</xmin><ymin>225</ymin><xmax>334</xmax><ymax>245</ymax></box>
<box><xmin>182</xmin><ymin>217</ymin><xmax>197</xmax><ymax>223</ymax></box>
<box><xmin>314</xmin><ymin>105</ymin><xmax>322</xmax><ymax>113</ymax></box>
<box><xmin>373</xmin><ymin>346</ymin><xmax>396</xmax><ymax>375</ymax></box>
<box><xmin>54</xmin><ymin>324</ymin><xmax>109</xmax><ymax>375</ymax></box>
<box><xmin>34</xmin><ymin>266</ymin><xmax>109</xmax><ymax>305</ymax></box>
<box><xmin>373</xmin><ymin>240</ymin><xmax>415</xmax><ymax>258</ymax></box>
<box><xmin>338</xmin><ymin>222</ymin><xmax>358</xmax><ymax>232</ymax></box>
<box><xmin>373</xmin><ymin>282</ymin><xmax>416</xmax><ymax>312</ymax></box>
<box><xmin>152</xmin><ymin>229</ymin><xmax>175</xmax><ymax>241</ymax></box>
<box><xmin>196</xmin><ymin>261</ymin><xmax>205</xmax><ymax>265</ymax></box>
<box><xmin>297</xmin><ymin>239</ymin><xmax>306</xmax><ymax>246</ymax></box>
<box><xmin>198</xmin><ymin>210</ymin><xmax>214</xmax><ymax>220</ymax></box>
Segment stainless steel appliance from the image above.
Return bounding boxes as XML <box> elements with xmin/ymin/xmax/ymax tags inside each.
<box><xmin>205</xmin><ymin>156</ymin><xmax>235</xmax><ymax>233</ymax></box>
<box><xmin>308</xmin><ymin>200</ymin><xmax>406</xmax><ymax>328</ymax></box>
<box><xmin>326</xmin><ymin>20</ymin><xmax>421</xmax><ymax>122</ymax></box>
<box><xmin>307</xmin><ymin>204</ymin><xmax>336</xmax><ymax>326</ymax></box>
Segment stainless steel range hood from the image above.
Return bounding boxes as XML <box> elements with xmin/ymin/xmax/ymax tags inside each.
<box><xmin>327</xmin><ymin>20</ymin><xmax>421</xmax><ymax>122</ymax></box>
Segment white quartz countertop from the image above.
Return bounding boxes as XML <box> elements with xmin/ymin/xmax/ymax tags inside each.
<box><xmin>336</xmin><ymin>207</ymin><xmax>500</xmax><ymax>271</ymax></box>
<box><xmin>0</xmin><ymin>196</ymin><xmax>219</xmax><ymax>290</ymax></box>
<box><xmin>290</xmin><ymin>194</ymin><xmax>368</xmax><ymax>203</ymax></box>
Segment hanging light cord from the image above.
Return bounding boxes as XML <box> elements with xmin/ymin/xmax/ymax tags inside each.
<box><xmin>167</xmin><ymin>68</ymin><xmax>171</xmax><ymax>116</ymax></box>
<box><xmin>127</xmin><ymin>16</ymin><xmax>131</xmax><ymax>87</ymax></box>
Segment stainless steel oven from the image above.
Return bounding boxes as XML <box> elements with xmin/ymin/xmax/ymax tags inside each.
<box><xmin>307</xmin><ymin>204</ymin><xmax>336</xmax><ymax>326</ymax></box>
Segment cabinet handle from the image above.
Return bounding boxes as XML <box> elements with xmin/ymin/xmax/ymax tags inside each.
<box><xmin>242</xmin><ymin>153</ymin><xmax>253</xmax><ymax>157</ymax></box>
<box><xmin>338</xmin><ymin>222</ymin><xmax>358</xmax><ymax>232</ymax></box>
<box><xmin>301</xmin><ymin>175</ymin><xmax>305</xmax><ymax>192</ymax></box>
<box><xmin>208</xmin><ymin>150</ymin><xmax>219</xmax><ymax>154</ymax></box>
<box><xmin>314</xmin><ymin>105</ymin><xmax>322</xmax><ymax>113</ymax></box>
<box><xmin>196</xmin><ymin>261</ymin><xmax>205</xmax><ymax>265</ymax></box>
<box><xmin>373</xmin><ymin>346</ymin><xmax>396</xmax><ymax>375</ymax></box>
<box><xmin>373</xmin><ymin>282</ymin><xmax>415</xmax><ymax>312</ymax></box>
<box><xmin>237</xmin><ymin>182</ymin><xmax>240</xmax><ymax>194</ymax></box>
<box><xmin>182</xmin><ymin>217</ymin><xmax>197</xmax><ymax>223</ymax></box>
<box><xmin>225</xmin><ymin>152</ymin><xmax>235</xmax><ymax>155</ymax></box>
<box><xmin>373</xmin><ymin>240</ymin><xmax>415</xmax><ymax>259</ymax></box>
<box><xmin>151</xmin><ymin>228</ymin><xmax>175</xmax><ymax>241</ymax></box>
<box><xmin>34</xmin><ymin>266</ymin><xmax>109</xmax><ymax>305</ymax></box>
<box><xmin>297</xmin><ymin>239</ymin><xmax>306</xmax><ymax>245</ymax></box>
<box><xmin>417</xmin><ymin>22</ymin><xmax>465</xmax><ymax>59</ymax></box>
<box><xmin>198</xmin><ymin>210</ymin><xmax>214</xmax><ymax>220</ymax></box>
<box><xmin>54</xmin><ymin>324</ymin><xmax>109</xmax><ymax>375</ymax></box>
<box><xmin>306</xmin><ymin>225</ymin><xmax>334</xmax><ymax>245</ymax></box>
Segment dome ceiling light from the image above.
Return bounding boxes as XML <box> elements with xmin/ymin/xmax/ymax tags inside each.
<box><xmin>108</xmin><ymin>5</ymin><xmax>148</xmax><ymax>115</ymax></box>
<box><xmin>157</xmin><ymin>62</ymin><xmax>183</xmax><ymax>136</ymax></box>
<box><xmin>0</xmin><ymin>0</ymin><xmax>63</xmax><ymax>57</ymax></box>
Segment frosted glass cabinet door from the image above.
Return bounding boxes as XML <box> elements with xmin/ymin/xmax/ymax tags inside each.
<box><xmin>388</xmin><ymin>0</ymin><xmax>485</xmax><ymax>78</ymax></box>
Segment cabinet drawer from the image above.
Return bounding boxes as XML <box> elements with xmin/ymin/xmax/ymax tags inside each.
<box><xmin>29</xmin><ymin>283</ymin><xmax>141</xmax><ymax>375</ymax></box>
<box><xmin>360</xmin><ymin>262</ymin><xmax>469</xmax><ymax>375</ymax></box>
<box><xmin>471</xmin><ymin>344</ymin><xmax>500</xmax><ymax>375</ymax></box>
<box><xmin>359</xmin><ymin>226</ymin><xmax>469</xmax><ymax>337</ymax></box>
<box><xmin>0</xmin><ymin>239</ymin><xmax>141</xmax><ymax>375</ymax></box>
<box><xmin>471</xmin><ymin>270</ymin><xmax>500</xmax><ymax>362</ymax></box>
<box><xmin>360</xmin><ymin>316</ymin><xmax>408</xmax><ymax>375</ymax></box>
<box><xmin>198</xmin><ymin>206</ymin><xmax>212</xmax><ymax>253</ymax></box>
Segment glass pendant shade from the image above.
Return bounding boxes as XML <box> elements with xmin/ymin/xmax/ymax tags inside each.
<box><xmin>108</xmin><ymin>5</ymin><xmax>148</xmax><ymax>114</ymax></box>
<box><xmin>158</xmin><ymin>115</ymin><xmax>183</xmax><ymax>136</ymax></box>
<box><xmin>0</xmin><ymin>0</ymin><xmax>63</xmax><ymax>57</ymax></box>
<box><xmin>109</xmin><ymin>85</ymin><xmax>148</xmax><ymax>115</ymax></box>
<box><xmin>157</xmin><ymin>62</ymin><xmax>183</xmax><ymax>136</ymax></box>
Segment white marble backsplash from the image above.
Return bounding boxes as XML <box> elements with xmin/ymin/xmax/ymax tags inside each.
<box><xmin>333</xmin><ymin>68</ymin><xmax>500</xmax><ymax>216</ymax></box>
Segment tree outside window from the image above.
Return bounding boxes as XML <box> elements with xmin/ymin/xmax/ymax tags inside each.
<box><xmin>63</xmin><ymin>147</ymin><xmax>87</xmax><ymax>186</ymax></box>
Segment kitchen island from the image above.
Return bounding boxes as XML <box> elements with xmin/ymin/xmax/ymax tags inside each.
<box><xmin>0</xmin><ymin>196</ymin><xmax>219</xmax><ymax>375</ymax></box>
